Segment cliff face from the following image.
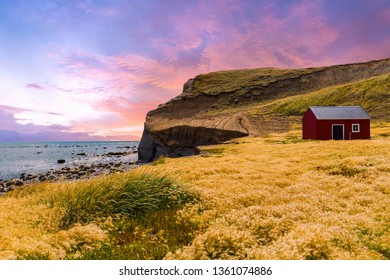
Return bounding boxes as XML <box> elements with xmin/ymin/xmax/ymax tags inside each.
<box><xmin>137</xmin><ymin>125</ymin><xmax>248</xmax><ymax>162</ymax></box>
<box><xmin>138</xmin><ymin>58</ymin><xmax>390</xmax><ymax>162</ymax></box>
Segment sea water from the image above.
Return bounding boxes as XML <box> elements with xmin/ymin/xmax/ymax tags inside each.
<box><xmin>0</xmin><ymin>141</ymin><xmax>139</xmax><ymax>180</ymax></box>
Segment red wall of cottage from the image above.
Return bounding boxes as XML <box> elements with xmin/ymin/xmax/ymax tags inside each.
<box><xmin>302</xmin><ymin>108</ymin><xmax>370</xmax><ymax>140</ymax></box>
<box><xmin>302</xmin><ymin>109</ymin><xmax>317</xmax><ymax>139</ymax></box>
<box><xmin>316</xmin><ymin>119</ymin><xmax>370</xmax><ymax>140</ymax></box>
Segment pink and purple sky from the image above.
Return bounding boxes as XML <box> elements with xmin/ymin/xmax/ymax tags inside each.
<box><xmin>0</xmin><ymin>0</ymin><xmax>389</xmax><ymax>142</ymax></box>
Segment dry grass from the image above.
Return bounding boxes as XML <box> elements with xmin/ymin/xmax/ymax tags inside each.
<box><xmin>0</xmin><ymin>171</ymin><xmax>196</xmax><ymax>259</ymax></box>
<box><xmin>141</xmin><ymin>122</ymin><xmax>390</xmax><ymax>260</ymax></box>
<box><xmin>0</xmin><ymin>191</ymin><xmax>106</xmax><ymax>259</ymax></box>
<box><xmin>1</xmin><ymin>122</ymin><xmax>389</xmax><ymax>260</ymax></box>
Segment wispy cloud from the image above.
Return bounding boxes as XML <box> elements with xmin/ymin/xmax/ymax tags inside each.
<box><xmin>0</xmin><ymin>104</ymin><xmax>138</xmax><ymax>141</ymax></box>
<box><xmin>0</xmin><ymin>104</ymin><xmax>34</xmax><ymax>114</ymax></box>
<box><xmin>25</xmin><ymin>83</ymin><xmax>45</xmax><ymax>90</ymax></box>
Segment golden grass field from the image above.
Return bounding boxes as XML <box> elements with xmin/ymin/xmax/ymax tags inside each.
<box><xmin>0</xmin><ymin>122</ymin><xmax>389</xmax><ymax>260</ymax></box>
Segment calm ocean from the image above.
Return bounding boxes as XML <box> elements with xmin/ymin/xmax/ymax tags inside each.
<box><xmin>0</xmin><ymin>141</ymin><xmax>139</xmax><ymax>180</ymax></box>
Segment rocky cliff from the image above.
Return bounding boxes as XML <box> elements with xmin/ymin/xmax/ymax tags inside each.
<box><xmin>138</xmin><ymin>58</ymin><xmax>390</xmax><ymax>162</ymax></box>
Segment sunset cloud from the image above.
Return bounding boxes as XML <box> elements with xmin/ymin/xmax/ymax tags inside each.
<box><xmin>0</xmin><ymin>104</ymin><xmax>139</xmax><ymax>141</ymax></box>
<box><xmin>0</xmin><ymin>105</ymin><xmax>85</xmax><ymax>141</ymax></box>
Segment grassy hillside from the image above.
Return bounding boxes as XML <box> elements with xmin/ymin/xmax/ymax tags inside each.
<box><xmin>271</xmin><ymin>74</ymin><xmax>390</xmax><ymax>120</ymax></box>
<box><xmin>198</xmin><ymin>72</ymin><xmax>390</xmax><ymax>130</ymax></box>
<box><xmin>174</xmin><ymin>58</ymin><xmax>390</xmax><ymax>135</ymax></box>
<box><xmin>1</xmin><ymin>123</ymin><xmax>389</xmax><ymax>260</ymax></box>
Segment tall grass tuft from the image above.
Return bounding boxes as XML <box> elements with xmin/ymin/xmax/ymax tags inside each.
<box><xmin>42</xmin><ymin>173</ymin><xmax>197</xmax><ymax>229</ymax></box>
<box><xmin>0</xmin><ymin>171</ymin><xmax>198</xmax><ymax>260</ymax></box>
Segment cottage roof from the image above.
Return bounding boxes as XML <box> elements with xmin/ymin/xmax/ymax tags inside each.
<box><xmin>309</xmin><ymin>106</ymin><xmax>370</xmax><ymax>120</ymax></box>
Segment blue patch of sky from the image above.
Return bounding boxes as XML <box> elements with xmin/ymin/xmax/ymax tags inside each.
<box><xmin>265</xmin><ymin>0</ymin><xmax>298</xmax><ymax>19</ymax></box>
<box><xmin>322</xmin><ymin>0</ymin><xmax>389</xmax><ymax>42</ymax></box>
<box><xmin>175</xmin><ymin>34</ymin><xmax>211</xmax><ymax>68</ymax></box>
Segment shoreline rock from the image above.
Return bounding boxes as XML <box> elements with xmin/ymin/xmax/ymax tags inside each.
<box><xmin>0</xmin><ymin>156</ymin><xmax>141</xmax><ymax>196</ymax></box>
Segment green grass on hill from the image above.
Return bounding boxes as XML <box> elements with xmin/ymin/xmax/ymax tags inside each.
<box><xmin>271</xmin><ymin>74</ymin><xmax>390</xmax><ymax>120</ymax></box>
<box><xmin>192</xmin><ymin>67</ymin><xmax>322</xmax><ymax>95</ymax></box>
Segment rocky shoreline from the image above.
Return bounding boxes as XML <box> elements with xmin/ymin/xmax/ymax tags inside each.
<box><xmin>0</xmin><ymin>150</ymin><xmax>141</xmax><ymax>196</ymax></box>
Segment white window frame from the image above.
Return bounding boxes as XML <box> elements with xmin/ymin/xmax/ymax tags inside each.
<box><xmin>352</xmin><ymin>123</ymin><xmax>360</xmax><ymax>133</ymax></box>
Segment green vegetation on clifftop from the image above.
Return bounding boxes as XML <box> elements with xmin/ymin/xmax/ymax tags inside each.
<box><xmin>192</xmin><ymin>67</ymin><xmax>322</xmax><ymax>95</ymax></box>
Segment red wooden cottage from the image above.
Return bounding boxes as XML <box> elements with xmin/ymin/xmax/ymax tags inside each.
<box><xmin>302</xmin><ymin>106</ymin><xmax>370</xmax><ymax>140</ymax></box>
